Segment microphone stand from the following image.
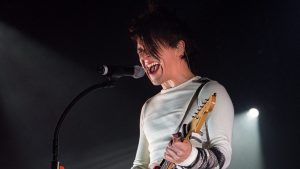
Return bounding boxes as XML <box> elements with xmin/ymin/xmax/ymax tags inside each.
<box><xmin>51</xmin><ymin>77</ymin><xmax>116</xmax><ymax>169</ymax></box>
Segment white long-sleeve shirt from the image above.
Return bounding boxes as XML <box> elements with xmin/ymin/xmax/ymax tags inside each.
<box><xmin>131</xmin><ymin>76</ymin><xmax>234</xmax><ymax>169</ymax></box>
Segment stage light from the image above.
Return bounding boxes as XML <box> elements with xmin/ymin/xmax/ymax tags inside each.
<box><xmin>231</xmin><ymin>110</ymin><xmax>264</xmax><ymax>169</ymax></box>
<box><xmin>247</xmin><ymin>108</ymin><xmax>259</xmax><ymax>118</ymax></box>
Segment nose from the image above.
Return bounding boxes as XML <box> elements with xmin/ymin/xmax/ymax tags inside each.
<box><xmin>139</xmin><ymin>52</ymin><xmax>151</xmax><ymax>63</ymax></box>
<box><xmin>139</xmin><ymin>56</ymin><xmax>147</xmax><ymax>67</ymax></box>
<box><xmin>139</xmin><ymin>55</ymin><xmax>151</xmax><ymax>70</ymax></box>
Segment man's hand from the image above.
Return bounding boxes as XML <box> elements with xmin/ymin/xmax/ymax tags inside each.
<box><xmin>164</xmin><ymin>133</ymin><xmax>192</xmax><ymax>164</ymax></box>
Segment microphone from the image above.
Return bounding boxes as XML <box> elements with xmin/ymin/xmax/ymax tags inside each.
<box><xmin>98</xmin><ymin>65</ymin><xmax>145</xmax><ymax>79</ymax></box>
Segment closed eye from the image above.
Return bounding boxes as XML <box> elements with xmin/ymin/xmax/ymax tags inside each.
<box><xmin>137</xmin><ymin>48</ymin><xmax>144</xmax><ymax>55</ymax></box>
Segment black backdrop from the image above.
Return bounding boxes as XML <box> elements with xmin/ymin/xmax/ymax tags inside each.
<box><xmin>0</xmin><ymin>0</ymin><xmax>299</xmax><ymax>169</ymax></box>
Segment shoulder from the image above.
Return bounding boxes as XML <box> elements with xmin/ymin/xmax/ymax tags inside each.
<box><xmin>200</xmin><ymin>79</ymin><xmax>234</xmax><ymax>122</ymax></box>
<box><xmin>192</xmin><ymin>77</ymin><xmax>226</xmax><ymax>92</ymax></box>
<box><xmin>197</xmin><ymin>79</ymin><xmax>233</xmax><ymax>111</ymax></box>
<box><xmin>204</xmin><ymin>80</ymin><xmax>226</xmax><ymax>93</ymax></box>
<box><xmin>197</xmin><ymin>79</ymin><xmax>228</xmax><ymax>97</ymax></box>
<box><xmin>140</xmin><ymin>93</ymin><xmax>159</xmax><ymax>117</ymax></box>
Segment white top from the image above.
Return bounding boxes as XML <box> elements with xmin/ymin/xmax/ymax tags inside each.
<box><xmin>131</xmin><ymin>76</ymin><xmax>234</xmax><ymax>169</ymax></box>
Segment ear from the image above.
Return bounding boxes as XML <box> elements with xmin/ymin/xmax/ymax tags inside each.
<box><xmin>175</xmin><ymin>40</ymin><xmax>186</xmax><ymax>58</ymax></box>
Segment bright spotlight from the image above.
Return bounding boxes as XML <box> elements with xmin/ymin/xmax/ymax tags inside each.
<box><xmin>247</xmin><ymin>108</ymin><xmax>259</xmax><ymax>118</ymax></box>
<box><xmin>232</xmin><ymin>111</ymin><xmax>264</xmax><ymax>169</ymax></box>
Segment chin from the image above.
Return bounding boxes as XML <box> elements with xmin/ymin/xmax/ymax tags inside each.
<box><xmin>147</xmin><ymin>73</ymin><xmax>164</xmax><ymax>86</ymax></box>
<box><xmin>151</xmin><ymin>82</ymin><xmax>161</xmax><ymax>86</ymax></box>
<box><xmin>149</xmin><ymin>79</ymin><xmax>161</xmax><ymax>86</ymax></box>
<box><xmin>149</xmin><ymin>78</ymin><xmax>162</xmax><ymax>86</ymax></box>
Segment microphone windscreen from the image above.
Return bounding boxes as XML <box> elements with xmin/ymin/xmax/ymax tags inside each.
<box><xmin>133</xmin><ymin>65</ymin><xmax>145</xmax><ymax>79</ymax></box>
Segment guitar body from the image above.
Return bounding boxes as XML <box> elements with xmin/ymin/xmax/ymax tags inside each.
<box><xmin>154</xmin><ymin>93</ymin><xmax>216</xmax><ymax>169</ymax></box>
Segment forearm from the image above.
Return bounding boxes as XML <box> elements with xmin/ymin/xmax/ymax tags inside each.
<box><xmin>132</xmin><ymin>104</ymin><xmax>150</xmax><ymax>169</ymax></box>
<box><xmin>184</xmin><ymin>146</ymin><xmax>226</xmax><ymax>169</ymax></box>
<box><xmin>131</xmin><ymin>164</ymin><xmax>149</xmax><ymax>169</ymax></box>
<box><xmin>132</xmin><ymin>131</ymin><xmax>150</xmax><ymax>169</ymax></box>
<box><xmin>178</xmin><ymin>139</ymin><xmax>231</xmax><ymax>169</ymax></box>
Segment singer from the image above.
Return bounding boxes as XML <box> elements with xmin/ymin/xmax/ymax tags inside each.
<box><xmin>130</xmin><ymin>1</ymin><xmax>234</xmax><ymax>169</ymax></box>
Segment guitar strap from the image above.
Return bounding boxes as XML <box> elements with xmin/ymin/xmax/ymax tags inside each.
<box><xmin>176</xmin><ymin>77</ymin><xmax>210</xmax><ymax>133</ymax></box>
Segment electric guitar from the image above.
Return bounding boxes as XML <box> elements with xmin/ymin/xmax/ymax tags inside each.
<box><xmin>154</xmin><ymin>93</ymin><xmax>217</xmax><ymax>169</ymax></box>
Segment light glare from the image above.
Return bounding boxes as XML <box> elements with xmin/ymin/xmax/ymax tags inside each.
<box><xmin>247</xmin><ymin>108</ymin><xmax>259</xmax><ymax>118</ymax></box>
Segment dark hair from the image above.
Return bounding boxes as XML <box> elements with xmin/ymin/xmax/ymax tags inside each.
<box><xmin>129</xmin><ymin>1</ymin><xmax>198</xmax><ymax>71</ymax></box>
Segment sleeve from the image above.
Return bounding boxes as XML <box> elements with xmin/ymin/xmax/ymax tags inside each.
<box><xmin>131</xmin><ymin>104</ymin><xmax>151</xmax><ymax>169</ymax></box>
<box><xmin>178</xmin><ymin>81</ymin><xmax>234</xmax><ymax>169</ymax></box>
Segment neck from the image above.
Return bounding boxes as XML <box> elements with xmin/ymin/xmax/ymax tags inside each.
<box><xmin>161</xmin><ymin>70</ymin><xmax>195</xmax><ymax>90</ymax></box>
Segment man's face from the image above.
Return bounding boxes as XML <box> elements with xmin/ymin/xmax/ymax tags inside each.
<box><xmin>136</xmin><ymin>39</ymin><xmax>179</xmax><ymax>86</ymax></box>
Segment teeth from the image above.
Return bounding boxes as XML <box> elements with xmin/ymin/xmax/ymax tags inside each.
<box><xmin>146</xmin><ymin>62</ymin><xmax>159</xmax><ymax>69</ymax></box>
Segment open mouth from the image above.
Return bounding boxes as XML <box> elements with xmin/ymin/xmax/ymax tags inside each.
<box><xmin>147</xmin><ymin>63</ymin><xmax>160</xmax><ymax>75</ymax></box>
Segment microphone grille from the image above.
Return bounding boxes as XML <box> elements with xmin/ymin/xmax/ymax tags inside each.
<box><xmin>133</xmin><ymin>65</ymin><xmax>145</xmax><ymax>79</ymax></box>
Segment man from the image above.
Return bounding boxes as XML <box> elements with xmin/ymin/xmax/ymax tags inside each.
<box><xmin>129</xmin><ymin>4</ymin><xmax>234</xmax><ymax>169</ymax></box>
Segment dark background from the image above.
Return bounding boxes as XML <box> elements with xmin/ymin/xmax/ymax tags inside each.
<box><xmin>0</xmin><ymin>0</ymin><xmax>299</xmax><ymax>169</ymax></box>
